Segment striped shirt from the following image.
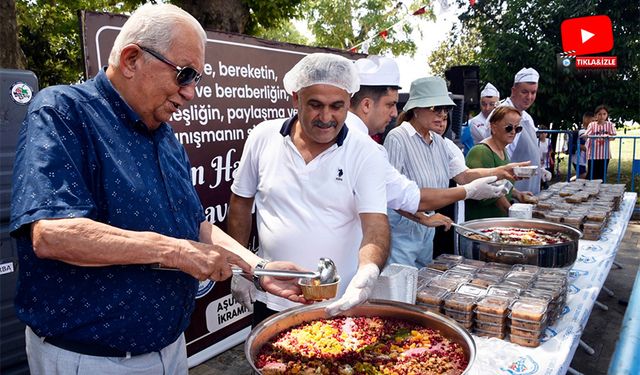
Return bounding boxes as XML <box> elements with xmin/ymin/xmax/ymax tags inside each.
<box><xmin>383</xmin><ymin>122</ymin><xmax>466</xmax><ymax>189</ymax></box>
<box><xmin>585</xmin><ymin>121</ymin><xmax>616</xmax><ymax>160</ymax></box>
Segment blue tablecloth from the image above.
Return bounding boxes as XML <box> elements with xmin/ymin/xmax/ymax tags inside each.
<box><xmin>469</xmin><ymin>192</ymin><xmax>637</xmax><ymax>375</ymax></box>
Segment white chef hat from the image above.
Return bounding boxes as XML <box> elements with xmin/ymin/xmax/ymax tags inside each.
<box><xmin>354</xmin><ymin>55</ymin><xmax>401</xmax><ymax>88</ymax></box>
<box><xmin>514</xmin><ymin>67</ymin><xmax>540</xmax><ymax>84</ymax></box>
<box><xmin>282</xmin><ymin>53</ymin><xmax>360</xmax><ymax>95</ymax></box>
<box><xmin>480</xmin><ymin>82</ymin><xmax>499</xmax><ymax>98</ymax></box>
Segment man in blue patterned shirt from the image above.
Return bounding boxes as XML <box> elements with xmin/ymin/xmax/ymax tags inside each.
<box><xmin>10</xmin><ymin>4</ymin><xmax>304</xmax><ymax>374</ymax></box>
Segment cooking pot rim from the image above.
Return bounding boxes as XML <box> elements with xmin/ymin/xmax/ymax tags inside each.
<box><xmin>456</xmin><ymin>217</ymin><xmax>582</xmax><ymax>247</ymax></box>
<box><xmin>244</xmin><ymin>299</ymin><xmax>476</xmax><ymax>374</ymax></box>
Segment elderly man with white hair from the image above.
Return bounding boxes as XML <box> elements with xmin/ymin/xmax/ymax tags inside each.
<box><xmin>10</xmin><ymin>3</ymin><xmax>307</xmax><ymax>374</ymax></box>
<box><xmin>228</xmin><ymin>53</ymin><xmax>391</xmax><ymax>321</ymax></box>
<box><xmin>485</xmin><ymin>67</ymin><xmax>543</xmax><ymax>194</ymax></box>
<box><xmin>469</xmin><ymin>82</ymin><xmax>500</xmax><ymax>144</ymax></box>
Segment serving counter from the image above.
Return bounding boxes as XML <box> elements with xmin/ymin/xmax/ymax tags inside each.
<box><xmin>467</xmin><ymin>192</ymin><xmax>636</xmax><ymax>375</ymax></box>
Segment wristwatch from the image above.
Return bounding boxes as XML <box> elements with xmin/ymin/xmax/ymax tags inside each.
<box><xmin>253</xmin><ymin>259</ymin><xmax>269</xmax><ymax>292</ymax></box>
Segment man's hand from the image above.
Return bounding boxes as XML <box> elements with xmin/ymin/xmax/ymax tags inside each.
<box><xmin>259</xmin><ymin>261</ymin><xmax>308</xmax><ymax>304</ymax></box>
<box><xmin>165</xmin><ymin>240</ymin><xmax>252</xmax><ymax>281</ymax></box>
<box><xmin>231</xmin><ymin>274</ymin><xmax>256</xmax><ymax>311</ymax></box>
<box><xmin>326</xmin><ymin>263</ymin><xmax>379</xmax><ymax>316</ymax></box>
<box><xmin>496</xmin><ymin>161</ymin><xmax>531</xmax><ymax>180</ymax></box>
<box><xmin>541</xmin><ymin>169</ymin><xmax>552</xmax><ymax>182</ymax></box>
<box><xmin>463</xmin><ymin>176</ymin><xmax>503</xmax><ymax>200</ymax></box>
<box><xmin>231</xmin><ymin>261</ymin><xmax>307</xmax><ymax>308</ymax></box>
<box><xmin>419</xmin><ymin>213</ymin><xmax>453</xmax><ymax>230</ymax></box>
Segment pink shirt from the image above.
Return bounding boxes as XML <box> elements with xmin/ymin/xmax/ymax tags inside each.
<box><xmin>585</xmin><ymin>120</ymin><xmax>616</xmax><ymax>159</ymax></box>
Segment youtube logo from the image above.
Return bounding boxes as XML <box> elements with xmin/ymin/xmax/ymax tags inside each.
<box><xmin>561</xmin><ymin>15</ymin><xmax>613</xmax><ymax>56</ymax></box>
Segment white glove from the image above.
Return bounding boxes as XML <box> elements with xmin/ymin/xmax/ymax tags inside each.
<box><xmin>541</xmin><ymin>169</ymin><xmax>552</xmax><ymax>182</ymax></box>
<box><xmin>231</xmin><ymin>274</ymin><xmax>256</xmax><ymax>312</ymax></box>
<box><xmin>463</xmin><ymin>175</ymin><xmax>502</xmax><ymax>200</ymax></box>
<box><xmin>326</xmin><ymin>263</ymin><xmax>380</xmax><ymax>316</ymax></box>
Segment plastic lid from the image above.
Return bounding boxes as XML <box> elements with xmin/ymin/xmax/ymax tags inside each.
<box><xmin>510</xmin><ymin>297</ymin><xmax>549</xmax><ymax>321</ymax></box>
<box><xmin>476</xmin><ymin>295</ymin><xmax>512</xmax><ymax>315</ymax></box>
<box><xmin>443</xmin><ymin>292</ymin><xmax>478</xmax><ymax>311</ymax></box>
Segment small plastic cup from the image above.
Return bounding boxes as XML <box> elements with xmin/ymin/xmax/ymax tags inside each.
<box><xmin>298</xmin><ymin>276</ymin><xmax>340</xmax><ymax>301</ymax></box>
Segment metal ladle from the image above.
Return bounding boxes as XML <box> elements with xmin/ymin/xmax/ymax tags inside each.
<box><xmin>232</xmin><ymin>257</ymin><xmax>338</xmax><ymax>284</ymax></box>
<box><xmin>317</xmin><ymin>257</ymin><xmax>338</xmax><ymax>284</ymax></box>
<box><xmin>451</xmin><ymin>222</ymin><xmax>501</xmax><ymax>242</ymax></box>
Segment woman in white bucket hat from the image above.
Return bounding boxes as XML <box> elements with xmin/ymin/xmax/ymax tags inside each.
<box><xmin>383</xmin><ymin>77</ymin><xmax>527</xmax><ymax>268</ymax></box>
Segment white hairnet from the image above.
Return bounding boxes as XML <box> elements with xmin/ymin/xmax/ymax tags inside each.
<box><xmin>514</xmin><ymin>67</ymin><xmax>540</xmax><ymax>84</ymax></box>
<box><xmin>480</xmin><ymin>82</ymin><xmax>500</xmax><ymax>98</ymax></box>
<box><xmin>282</xmin><ymin>53</ymin><xmax>360</xmax><ymax>95</ymax></box>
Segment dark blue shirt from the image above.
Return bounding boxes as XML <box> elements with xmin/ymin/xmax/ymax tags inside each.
<box><xmin>10</xmin><ymin>69</ymin><xmax>205</xmax><ymax>354</ymax></box>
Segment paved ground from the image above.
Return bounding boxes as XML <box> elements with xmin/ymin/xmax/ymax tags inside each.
<box><xmin>190</xmin><ymin>218</ymin><xmax>640</xmax><ymax>375</ymax></box>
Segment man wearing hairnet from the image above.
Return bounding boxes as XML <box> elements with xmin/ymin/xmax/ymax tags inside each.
<box><xmin>469</xmin><ymin>82</ymin><xmax>500</xmax><ymax>145</ymax></box>
<box><xmin>484</xmin><ymin>68</ymin><xmax>544</xmax><ymax>194</ymax></box>
<box><xmin>228</xmin><ymin>53</ymin><xmax>390</xmax><ymax>322</ymax></box>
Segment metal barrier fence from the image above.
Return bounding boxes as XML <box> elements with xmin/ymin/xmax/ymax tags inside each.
<box><xmin>537</xmin><ymin>130</ymin><xmax>640</xmax><ymax>193</ymax></box>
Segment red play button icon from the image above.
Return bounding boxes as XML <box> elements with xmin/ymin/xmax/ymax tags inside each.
<box><xmin>561</xmin><ymin>15</ymin><xmax>613</xmax><ymax>56</ymax></box>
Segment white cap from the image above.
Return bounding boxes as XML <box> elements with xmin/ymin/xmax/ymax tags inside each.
<box><xmin>282</xmin><ymin>53</ymin><xmax>360</xmax><ymax>95</ymax></box>
<box><xmin>514</xmin><ymin>67</ymin><xmax>540</xmax><ymax>84</ymax></box>
<box><xmin>354</xmin><ymin>56</ymin><xmax>401</xmax><ymax>88</ymax></box>
<box><xmin>480</xmin><ymin>82</ymin><xmax>499</xmax><ymax>98</ymax></box>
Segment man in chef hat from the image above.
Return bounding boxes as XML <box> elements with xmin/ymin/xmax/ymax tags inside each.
<box><xmin>469</xmin><ymin>82</ymin><xmax>500</xmax><ymax>144</ymax></box>
<box><xmin>486</xmin><ymin>67</ymin><xmax>544</xmax><ymax>195</ymax></box>
<box><xmin>346</xmin><ymin>55</ymin><xmax>505</xmax><ymax>228</ymax></box>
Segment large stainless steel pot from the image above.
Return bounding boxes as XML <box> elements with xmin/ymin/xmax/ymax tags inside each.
<box><xmin>245</xmin><ymin>299</ymin><xmax>476</xmax><ymax>374</ymax></box>
<box><xmin>456</xmin><ymin>218</ymin><xmax>582</xmax><ymax>268</ymax></box>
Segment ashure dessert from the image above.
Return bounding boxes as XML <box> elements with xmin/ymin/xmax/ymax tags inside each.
<box><xmin>256</xmin><ymin>316</ymin><xmax>468</xmax><ymax>375</ymax></box>
<box><xmin>468</xmin><ymin>227</ymin><xmax>572</xmax><ymax>246</ymax></box>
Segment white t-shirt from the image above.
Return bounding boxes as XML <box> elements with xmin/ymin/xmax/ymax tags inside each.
<box><xmin>345</xmin><ymin>112</ymin><xmax>420</xmax><ymax>213</ymax></box>
<box><xmin>231</xmin><ymin>116</ymin><xmax>388</xmax><ymax>311</ymax></box>
<box><xmin>469</xmin><ymin>112</ymin><xmax>489</xmax><ymax>145</ymax></box>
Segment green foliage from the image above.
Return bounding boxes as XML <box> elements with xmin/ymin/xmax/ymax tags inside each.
<box><xmin>300</xmin><ymin>0</ymin><xmax>434</xmax><ymax>55</ymax></box>
<box><xmin>253</xmin><ymin>20</ymin><xmax>310</xmax><ymax>46</ymax></box>
<box><xmin>15</xmin><ymin>0</ymin><xmax>303</xmax><ymax>87</ymax></box>
<box><xmin>453</xmin><ymin>0</ymin><xmax>639</xmax><ymax>128</ymax></box>
<box><xmin>16</xmin><ymin>0</ymin><xmax>141</xmax><ymax>87</ymax></box>
<box><xmin>428</xmin><ymin>25</ymin><xmax>481</xmax><ymax>77</ymax></box>
<box><xmin>243</xmin><ymin>0</ymin><xmax>304</xmax><ymax>35</ymax></box>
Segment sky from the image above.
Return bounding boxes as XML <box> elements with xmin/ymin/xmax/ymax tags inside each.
<box><xmin>393</xmin><ymin>3</ymin><xmax>460</xmax><ymax>91</ymax></box>
<box><xmin>295</xmin><ymin>2</ymin><xmax>461</xmax><ymax>93</ymax></box>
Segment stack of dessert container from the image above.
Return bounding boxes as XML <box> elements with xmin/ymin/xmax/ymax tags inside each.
<box><xmin>474</xmin><ymin>295</ymin><xmax>513</xmax><ymax>339</ymax></box>
<box><xmin>443</xmin><ymin>291</ymin><xmax>479</xmax><ymax>330</ymax></box>
<box><xmin>508</xmin><ymin>296</ymin><xmax>551</xmax><ymax>347</ymax></box>
<box><xmin>417</xmin><ymin>257</ymin><xmax>571</xmax><ymax>348</ymax></box>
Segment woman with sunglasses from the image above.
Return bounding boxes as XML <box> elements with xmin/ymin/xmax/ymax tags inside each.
<box><xmin>465</xmin><ymin>106</ymin><xmax>533</xmax><ymax>220</ymax></box>
<box><xmin>383</xmin><ymin>77</ymin><xmax>526</xmax><ymax>268</ymax></box>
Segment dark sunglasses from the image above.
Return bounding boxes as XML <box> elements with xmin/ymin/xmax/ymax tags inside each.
<box><xmin>504</xmin><ymin>124</ymin><xmax>523</xmax><ymax>133</ymax></box>
<box><xmin>427</xmin><ymin>106</ymin><xmax>453</xmax><ymax>115</ymax></box>
<box><xmin>138</xmin><ymin>45</ymin><xmax>202</xmax><ymax>86</ymax></box>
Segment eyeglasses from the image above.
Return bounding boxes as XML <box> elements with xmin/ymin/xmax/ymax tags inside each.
<box><xmin>137</xmin><ymin>45</ymin><xmax>202</xmax><ymax>86</ymax></box>
<box><xmin>427</xmin><ymin>106</ymin><xmax>453</xmax><ymax>115</ymax></box>
<box><xmin>504</xmin><ymin>124</ymin><xmax>523</xmax><ymax>133</ymax></box>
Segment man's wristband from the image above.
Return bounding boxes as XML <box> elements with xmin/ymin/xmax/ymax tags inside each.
<box><xmin>253</xmin><ymin>259</ymin><xmax>269</xmax><ymax>292</ymax></box>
